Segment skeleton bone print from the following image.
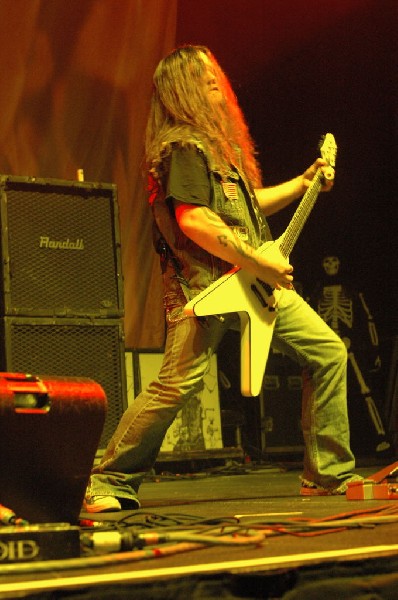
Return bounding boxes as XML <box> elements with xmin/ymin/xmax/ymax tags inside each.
<box><xmin>318</xmin><ymin>284</ymin><xmax>353</xmax><ymax>334</ymax></box>
<box><xmin>308</xmin><ymin>255</ymin><xmax>390</xmax><ymax>455</ymax></box>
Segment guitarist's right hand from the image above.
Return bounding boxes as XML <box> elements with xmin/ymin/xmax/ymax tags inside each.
<box><xmin>249</xmin><ymin>252</ymin><xmax>294</xmax><ymax>291</ymax></box>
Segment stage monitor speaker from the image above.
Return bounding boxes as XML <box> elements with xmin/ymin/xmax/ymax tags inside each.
<box><xmin>0</xmin><ymin>175</ymin><xmax>124</xmax><ymax>318</ymax></box>
<box><xmin>0</xmin><ymin>317</ymin><xmax>127</xmax><ymax>449</ymax></box>
<box><xmin>0</xmin><ymin>373</ymin><xmax>106</xmax><ymax>524</ymax></box>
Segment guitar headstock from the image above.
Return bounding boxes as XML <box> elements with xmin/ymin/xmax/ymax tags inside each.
<box><xmin>319</xmin><ymin>133</ymin><xmax>337</xmax><ymax>167</ymax></box>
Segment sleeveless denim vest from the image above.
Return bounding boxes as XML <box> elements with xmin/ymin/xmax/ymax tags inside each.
<box><xmin>150</xmin><ymin>141</ymin><xmax>272</xmax><ymax>320</ymax></box>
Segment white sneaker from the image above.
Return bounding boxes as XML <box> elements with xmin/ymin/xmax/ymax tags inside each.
<box><xmin>83</xmin><ymin>495</ymin><xmax>122</xmax><ymax>513</ymax></box>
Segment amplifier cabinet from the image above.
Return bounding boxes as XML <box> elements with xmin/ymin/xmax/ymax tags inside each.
<box><xmin>0</xmin><ymin>317</ymin><xmax>127</xmax><ymax>450</ymax></box>
<box><xmin>0</xmin><ymin>175</ymin><xmax>124</xmax><ymax>318</ymax></box>
<box><xmin>261</xmin><ymin>361</ymin><xmax>304</xmax><ymax>453</ymax></box>
<box><xmin>217</xmin><ymin>331</ymin><xmax>304</xmax><ymax>456</ymax></box>
<box><xmin>0</xmin><ymin>372</ymin><xmax>106</xmax><ymax>524</ymax></box>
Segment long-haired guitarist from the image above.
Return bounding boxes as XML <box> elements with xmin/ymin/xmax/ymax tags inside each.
<box><xmin>84</xmin><ymin>45</ymin><xmax>362</xmax><ymax>513</ymax></box>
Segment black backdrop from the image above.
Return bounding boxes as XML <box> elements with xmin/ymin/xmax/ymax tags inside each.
<box><xmin>176</xmin><ymin>0</ymin><xmax>397</xmax><ymax>443</ymax></box>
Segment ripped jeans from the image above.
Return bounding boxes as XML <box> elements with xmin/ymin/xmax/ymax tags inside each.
<box><xmin>87</xmin><ymin>289</ymin><xmax>356</xmax><ymax>502</ymax></box>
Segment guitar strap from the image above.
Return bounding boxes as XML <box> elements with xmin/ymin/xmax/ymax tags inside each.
<box><xmin>152</xmin><ymin>220</ymin><xmax>192</xmax><ymax>303</ymax></box>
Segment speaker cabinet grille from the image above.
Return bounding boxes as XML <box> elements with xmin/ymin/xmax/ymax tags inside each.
<box><xmin>0</xmin><ymin>175</ymin><xmax>124</xmax><ymax>318</ymax></box>
<box><xmin>0</xmin><ymin>317</ymin><xmax>127</xmax><ymax>449</ymax></box>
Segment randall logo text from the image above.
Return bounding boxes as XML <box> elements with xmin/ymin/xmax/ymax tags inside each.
<box><xmin>39</xmin><ymin>237</ymin><xmax>84</xmax><ymax>250</ymax></box>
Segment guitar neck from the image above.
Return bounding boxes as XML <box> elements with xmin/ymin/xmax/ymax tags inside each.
<box><xmin>279</xmin><ymin>170</ymin><xmax>323</xmax><ymax>258</ymax></box>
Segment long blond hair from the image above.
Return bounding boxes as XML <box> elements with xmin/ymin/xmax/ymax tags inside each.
<box><xmin>145</xmin><ymin>45</ymin><xmax>262</xmax><ymax>187</ymax></box>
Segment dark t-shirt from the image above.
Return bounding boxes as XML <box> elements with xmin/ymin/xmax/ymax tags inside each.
<box><xmin>165</xmin><ymin>146</ymin><xmax>211</xmax><ymax>207</ymax></box>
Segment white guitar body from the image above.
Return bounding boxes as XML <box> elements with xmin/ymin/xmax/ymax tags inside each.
<box><xmin>184</xmin><ymin>238</ymin><xmax>285</xmax><ymax>397</ymax></box>
<box><xmin>184</xmin><ymin>134</ymin><xmax>337</xmax><ymax>398</ymax></box>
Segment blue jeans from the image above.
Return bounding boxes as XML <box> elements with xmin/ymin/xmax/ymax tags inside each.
<box><xmin>87</xmin><ymin>289</ymin><xmax>356</xmax><ymax>502</ymax></box>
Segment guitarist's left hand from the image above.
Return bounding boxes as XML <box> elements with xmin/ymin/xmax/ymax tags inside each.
<box><xmin>255</xmin><ymin>158</ymin><xmax>335</xmax><ymax>216</ymax></box>
<box><xmin>303</xmin><ymin>158</ymin><xmax>335</xmax><ymax>193</ymax></box>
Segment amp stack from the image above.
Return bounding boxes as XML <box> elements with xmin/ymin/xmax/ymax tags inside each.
<box><xmin>0</xmin><ymin>174</ymin><xmax>127</xmax><ymax>450</ymax></box>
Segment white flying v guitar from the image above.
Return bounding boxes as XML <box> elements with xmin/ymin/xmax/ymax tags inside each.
<box><xmin>184</xmin><ymin>134</ymin><xmax>337</xmax><ymax>397</ymax></box>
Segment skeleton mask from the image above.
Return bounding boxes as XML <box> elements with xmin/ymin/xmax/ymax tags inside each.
<box><xmin>322</xmin><ymin>255</ymin><xmax>340</xmax><ymax>276</ymax></box>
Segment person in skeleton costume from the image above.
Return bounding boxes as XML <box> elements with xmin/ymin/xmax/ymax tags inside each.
<box><xmin>309</xmin><ymin>255</ymin><xmax>390</xmax><ymax>454</ymax></box>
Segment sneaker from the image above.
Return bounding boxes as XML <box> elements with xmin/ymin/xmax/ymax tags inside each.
<box><xmin>300</xmin><ymin>476</ymin><xmax>364</xmax><ymax>497</ymax></box>
<box><xmin>300</xmin><ymin>482</ymin><xmax>343</xmax><ymax>496</ymax></box>
<box><xmin>83</xmin><ymin>495</ymin><xmax>122</xmax><ymax>513</ymax></box>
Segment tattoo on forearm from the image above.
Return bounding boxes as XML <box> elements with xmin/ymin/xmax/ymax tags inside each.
<box><xmin>218</xmin><ymin>234</ymin><xmax>257</xmax><ymax>262</ymax></box>
<box><xmin>218</xmin><ymin>234</ymin><xmax>229</xmax><ymax>247</ymax></box>
<box><xmin>201</xmin><ymin>207</ymin><xmax>258</xmax><ymax>264</ymax></box>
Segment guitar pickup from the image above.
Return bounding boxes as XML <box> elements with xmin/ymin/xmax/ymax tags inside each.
<box><xmin>251</xmin><ymin>281</ymin><xmax>277</xmax><ymax>311</ymax></box>
<box><xmin>256</xmin><ymin>279</ymin><xmax>273</xmax><ymax>297</ymax></box>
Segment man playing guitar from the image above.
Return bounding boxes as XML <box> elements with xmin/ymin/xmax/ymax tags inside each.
<box><xmin>84</xmin><ymin>45</ymin><xmax>362</xmax><ymax>513</ymax></box>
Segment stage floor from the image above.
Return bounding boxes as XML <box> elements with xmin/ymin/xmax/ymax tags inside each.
<box><xmin>1</xmin><ymin>460</ymin><xmax>398</xmax><ymax>599</ymax></box>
